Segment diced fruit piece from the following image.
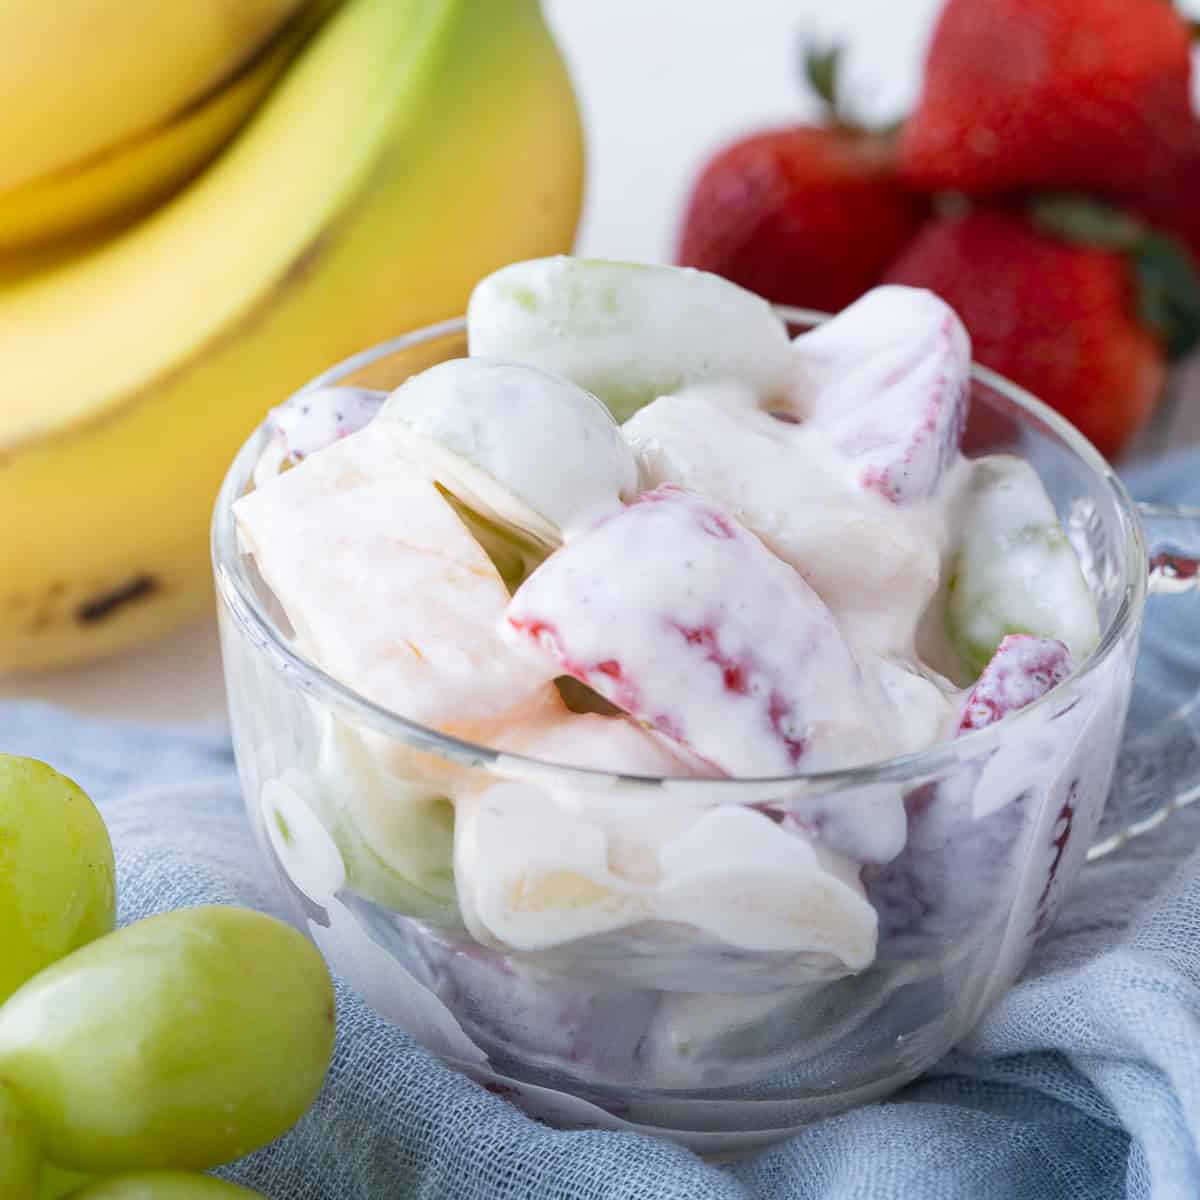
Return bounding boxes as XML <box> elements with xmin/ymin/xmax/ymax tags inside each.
<box><xmin>505</xmin><ymin>484</ymin><xmax>888</xmax><ymax>775</ymax></box>
<box><xmin>0</xmin><ymin>755</ymin><xmax>115</xmax><ymax>1005</ymax></box>
<box><xmin>791</xmin><ymin>285</ymin><xmax>971</xmax><ymax>503</ymax></box>
<box><xmin>884</xmin><ymin>209</ymin><xmax>1166</xmax><ymax>460</ymax></box>
<box><xmin>624</xmin><ymin>382</ymin><xmax>946</xmax><ymax>655</ymax></box>
<box><xmin>656</xmin><ymin>806</ymin><xmax>877</xmax><ymax>966</ymax></box>
<box><xmin>455</xmin><ymin>781</ymin><xmax>653</xmax><ymax>952</ymax></box>
<box><xmin>379</xmin><ymin>357</ymin><xmax>637</xmax><ymax>546</ymax></box>
<box><xmin>66</xmin><ymin>1172</ymin><xmax>264</xmax><ymax>1198</ymax></box>
<box><xmin>959</xmin><ymin>635</ymin><xmax>1073</xmax><ymax>733</ymax></box>
<box><xmin>946</xmin><ymin>454</ymin><xmax>1099</xmax><ymax>676</ymax></box>
<box><xmin>0</xmin><ymin>1081</ymin><xmax>38</xmax><ymax>1200</ymax></box>
<box><xmin>467</xmin><ymin>256</ymin><xmax>791</xmax><ymax>421</ymax></box>
<box><xmin>235</xmin><ymin>422</ymin><xmax>560</xmax><ymax>731</ymax></box>
<box><xmin>867</xmin><ymin>653</ymin><xmax>1088</xmax><ymax>958</ymax></box>
<box><xmin>0</xmin><ymin>907</ymin><xmax>334</xmax><ymax>1174</ymax></box>
<box><xmin>863</xmin><ymin>780</ymin><xmax>1031</xmax><ymax>956</ymax></box>
<box><xmin>456</xmin><ymin>782</ymin><xmax>876</xmax><ymax>969</ymax></box>
<box><xmin>254</xmin><ymin>385</ymin><xmax>385</xmax><ymax>484</ymax></box>
<box><xmin>898</xmin><ymin>0</ymin><xmax>1197</xmax><ymax>195</ymax></box>
<box><xmin>318</xmin><ymin>720</ymin><xmax>458</xmax><ymax>925</ymax></box>
<box><xmin>677</xmin><ymin>126</ymin><xmax>927</xmax><ymax>312</ymax></box>
<box><xmin>490</xmin><ymin>708</ymin><xmax>710</xmax><ymax>778</ymax></box>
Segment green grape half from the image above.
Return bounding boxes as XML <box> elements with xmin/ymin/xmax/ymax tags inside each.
<box><xmin>0</xmin><ymin>755</ymin><xmax>116</xmax><ymax>1004</ymax></box>
<box><xmin>0</xmin><ymin>1079</ymin><xmax>40</xmax><ymax>1200</ymax></box>
<box><xmin>0</xmin><ymin>905</ymin><xmax>335</xmax><ymax>1174</ymax></box>
<box><xmin>65</xmin><ymin>1171</ymin><xmax>263</xmax><ymax>1198</ymax></box>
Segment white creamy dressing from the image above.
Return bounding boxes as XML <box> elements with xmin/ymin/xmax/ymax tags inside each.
<box><xmin>237</xmin><ymin>279</ymin><xmax>1098</xmax><ymax>975</ymax></box>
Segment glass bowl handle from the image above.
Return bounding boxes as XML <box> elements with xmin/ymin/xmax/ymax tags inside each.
<box><xmin>1092</xmin><ymin>502</ymin><xmax>1200</xmax><ymax>858</ymax></box>
<box><xmin>1141</xmin><ymin>502</ymin><xmax>1200</xmax><ymax>595</ymax></box>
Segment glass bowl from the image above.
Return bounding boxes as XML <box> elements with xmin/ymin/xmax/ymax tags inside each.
<box><xmin>211</xmin><ymin>311</ymin><xmax>1200</xmax><ymax>1157</ymax></box>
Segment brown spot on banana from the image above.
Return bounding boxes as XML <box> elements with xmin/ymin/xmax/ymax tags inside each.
<box><xmin>75</xmin><ymin>574</ymin><xmax>159</xmax><ymax>623</ymax></box>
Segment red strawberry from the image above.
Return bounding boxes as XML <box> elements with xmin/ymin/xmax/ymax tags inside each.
<box><xmin>677</xmin><ymin>49</ymin><xmax>927</xmax><ymax>312</ymax></box>
<box><xmin>899</xmin><ymin>0</ymin><xmax>1196</xmax><ymax>196</ymax></box>
<box><xmin>958</xmin><ymin>636</ymin><xmax>1073</xmax><ymax>733</ymax></box>
<box><xmin>1119</xmin><ymin>128</ymin><xmax>1200</xmax><ymax>269</ymax></box>
<box><xmin>883</xmin><ymin>206</ymin><xmax>1176</xmax><ymax>459</ymax></box>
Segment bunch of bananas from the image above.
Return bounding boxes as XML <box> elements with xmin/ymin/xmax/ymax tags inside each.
<box><xmin>0</xmin><ymin>0</ymin><xmax>583</xmax><ymax>671</ymax></box>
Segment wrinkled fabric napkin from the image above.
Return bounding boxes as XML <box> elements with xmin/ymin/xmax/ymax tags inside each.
<box><xmin>3</xmin><ymin>450</ymin><xmax>1200</xmax><ymax>1200</ymax></box>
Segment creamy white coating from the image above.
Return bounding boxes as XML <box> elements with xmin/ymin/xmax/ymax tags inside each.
<box><xmin>790</xmin><ymin>286</ymin><xmax>971</xmax><ymax>503</ymax></box>
<box><xmin>240</xmin><ymin>273</ymin><xmax>1103</xmax><ymax>975</ymax></box>
<box><xmin>506</xmin><ymin>485</ymin><xmax>909</xmax><ymax>775</ymax></box>
<box><xmin>624</xmin><ymin>381</ymin><xmax>962</xmax><ymax>659</ymax></box>
<box><xmin>468</xmin><ymin>256</ymin><xmax>792</xmax><ymax>420</ymax></box>
<box><xmin>378</xmin><ymin>357</ymin><xmax>638</xmax><ymax>544</ymax></box>
<box><xmin>254</xmin><ymin>385</ymin><xmax>386</xmax><ymax>488</ymax></box>
<box><xmin>234</xmin><ymin>421</ymin><xmax>559</xmax><ymax>731</ymax></box>
<box><xmin>455</xmin><ymin>779</ymin><xmax>876</xmax><ymax>969</ymax></box>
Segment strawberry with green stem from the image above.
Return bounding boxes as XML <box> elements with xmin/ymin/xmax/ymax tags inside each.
<box><xmin>884</xmin><ymin>198</ymin><xmax>1200</xmax><ymax>459</ymax></box>
<box><xmin>676</xmin><ymin>46</ymin><xmax>927</xmax><ymax>312</ymax></box>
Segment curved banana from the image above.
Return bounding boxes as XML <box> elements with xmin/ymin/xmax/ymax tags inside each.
<box><xmin>0</xmin><ymin>0</ymin><xmax>583</xmax><ymax>672</ymax></box>
<box><xmin>0</xmin><ymin>0</ymin><xmax>307</xmax><ymax>193</ymax></box>
<box><xmin>0</xmin><ymin>3</ymin><xmax>332</xmax><ymax>250</ymax></box>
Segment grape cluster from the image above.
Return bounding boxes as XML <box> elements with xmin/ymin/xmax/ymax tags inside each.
<box><xmin>0</xmin><ymin>755</ymin><xmax>336</xmax><ymax>1199</ymax></box>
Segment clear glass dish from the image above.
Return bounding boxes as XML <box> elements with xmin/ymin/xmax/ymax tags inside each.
<box><xmin>211</xmin><ymin>310</ymin><xmax>1200</xmax><ymax>1157</ymax></box>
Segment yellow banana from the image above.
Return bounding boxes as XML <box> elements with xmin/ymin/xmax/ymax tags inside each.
<box><xmin>0</xmin><ymin>0</ymin><xmax>307</xmax><ymax>193</ymax></box>
<box><xmin>0</xmin><ymin>0</ymin><xmax>583</xmax><ymax>672</ymax></box>
<box><xmin>0</xmin><ymin>3</ymin><xmax>333</xmax><ymax>250</ymax></box>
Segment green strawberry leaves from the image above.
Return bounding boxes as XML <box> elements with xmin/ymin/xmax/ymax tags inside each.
<box><xmin>804</xmin><ymin>44</ymin><xmax>843</xmax><ymax>113</ymax></box>
<box><xmin>1030</xmin><ymin>192</ymin><xmax>1200</xmax><ymax>359</ymax></box>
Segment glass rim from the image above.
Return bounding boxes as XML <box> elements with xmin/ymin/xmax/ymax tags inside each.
<box><xmin>211</xmin><ymin>305</ymin><xmax>1147</xmax><ymax>793</ymax></box>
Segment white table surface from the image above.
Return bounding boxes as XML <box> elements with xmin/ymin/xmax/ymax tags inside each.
<box><xmin>2</xmin><ymin>0</ymin><xmax>1195</xmax><ymax>725</ymax></box>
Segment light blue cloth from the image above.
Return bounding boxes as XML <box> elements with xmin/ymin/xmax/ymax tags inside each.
<box><xmin>3</xmin><ymin>451</ymin><xmax>1200</xmax><ymax>1200</ymax></box>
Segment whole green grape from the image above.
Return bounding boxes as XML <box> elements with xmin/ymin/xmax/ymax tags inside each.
<box><xmin>65</xmin><ymin>1171</ymin><xmax>263</xmax><ymax>1198</ymax></box>
<box><xmin>0</xmin><ymin>1079</ymin><xmax>40</xmax><ymax>1200</ymax></box>
<box><xmin>0</xmin><ymin>905</ymin><xmax>335</xmax><ymax>1174</ymax></box>
<box><xmin>40</xmin><ymin>1164</ymin><xmax>93</xmax><ymax>1199</ymax></box>
<box><xmin>0</xmin><ymin>755</ymin><xmax>116</xmax><ymax>1003</ymax></box>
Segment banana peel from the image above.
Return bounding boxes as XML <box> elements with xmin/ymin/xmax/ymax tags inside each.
<box><xmin>0</xmin><ymin>2</ymin><xmax>334</xmax><ymax>250</ymax></box>
<box><xmin>0</xmin><ymin>0</ymin><xmax>584</xmax><ymax>672</ymax></box>
<box><xmin>0</xmin><ymin>0</ymin><xmax>308</xmax><ymax>194</ymax></box>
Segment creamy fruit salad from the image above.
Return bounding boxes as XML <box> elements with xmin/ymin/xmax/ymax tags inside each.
<box><xmin>233</xmin><ymin>258</ymin><xmax>1104</xmax><ymax>1095</ymax></box>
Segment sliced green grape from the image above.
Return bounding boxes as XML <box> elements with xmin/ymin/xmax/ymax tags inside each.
<box><xmin>0</xmin><ymin>906</ymin><xmax>334</xmax><ymax>1174</ymax></box>
<box><xmin>320</xmin><ymin>721</ymin><xmax>459</xmax><ymax>925</ymax></box>
<box><xmin>946</xmin><ymin>455</ymin><xmax>1100</xmax><ymax>676</ymax></box>
<box><xmin>0</xmin><ymin>1080</ymin><xmax>39</xmax><ymax>1200</ymax></box>
<box><xmin>467</xmin><ymin>256</ymin><xmax>792</xmax><ymax>421</ymax></box>
<box><xmin>65</xmin><ymin>1171</ymin><xmax>263</xmax><ymax>1198</ymax></box>
<box><xmin>0</xmin><ymin>756</ymin><xmax>116</xmax><ymax>1005</ymax></box>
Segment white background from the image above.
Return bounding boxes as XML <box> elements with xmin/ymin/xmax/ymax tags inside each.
<box><xmin>2</xmin><ymin>0</ymin><xmax>1195</xmax><ymax>724</ymax></box>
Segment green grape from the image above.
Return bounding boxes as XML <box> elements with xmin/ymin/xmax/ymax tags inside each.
<box><xmin>0</xmin><ymin>1079</ymin><xmax>40</xmax><ymax>1200</ymax></box>
<box><xmin>0</xmin><ymin>905</ymin><xmax>335</xmax><ymax>1174</ymax></box>
<box><xmin>0</xmin><ymin>755</ymin><xmax>116</xmax><ymax>1004</ymax></box>
<box><xmin>40</xmin><ymin>1164</ymin><xmax>93</xmax><ymax>1200</ymax></box>
<box><xmin>945</xmin><ymin>455</ymin><xmax>1099</xmax><ymax>676</ymax></box>
<box><xmin>318</xmin><ymin>720</ymin><xmax>458</xmax><ymax>924</ymax></box>
<box><xmin>467</xmin><ymin>256</ymin><xmax>792</xmax><ymax>421</ymax></box>
<box><xmin>65</xmin><ymin>1171</ymin><xmax>263</xmax><ymax>1198</ymax></box>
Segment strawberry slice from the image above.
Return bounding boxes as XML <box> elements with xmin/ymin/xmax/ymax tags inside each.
<box><xmin>793</xmin><ymin>286</ymin><xmax>971</xmax><ymax>503</ymax></box>
<box><xmin>865</xmin><ymin>637</ymin><xmax>1074</xmax><ymax>955</ymax></box>
<box><xmin>958</xmin><ymin>635</ymin><xmax>1073</xmax><ymax>733</ymax></box>
<box><xmin>504</xmin><ymin>485</ymin><xmax>886</xmax><ymax>776</ymax></box>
